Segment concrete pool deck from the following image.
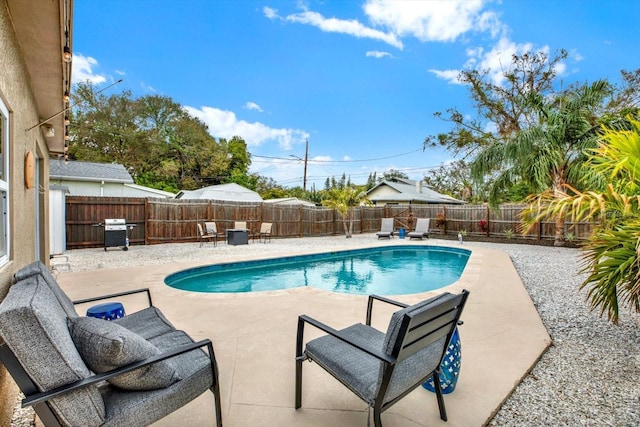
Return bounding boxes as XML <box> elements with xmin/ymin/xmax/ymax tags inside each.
<box><xmin>53</xmin><ymin>235</ymin><xmax>551</xmax><ymax>427</ymax></box>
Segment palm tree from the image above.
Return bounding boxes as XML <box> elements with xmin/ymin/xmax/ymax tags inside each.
<box><xmin>523</xmin><ymin>116</ymin><xmax>640</xmax><ymax>323</ymax></box>
<box><xmin>471</xmin><ymin>80</ymin><xmax>611</xmax><ymax>246</ymax></box>
<box><xmin>322</xmin><ymin>186</ymin><xmax>370</xmax><ymax>238</ymax></box>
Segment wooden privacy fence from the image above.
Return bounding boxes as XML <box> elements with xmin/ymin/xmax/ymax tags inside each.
<box><xmin>64</xmin><ymin>196</ymin><xmax>594</xmax><ymax>249</ymax></box>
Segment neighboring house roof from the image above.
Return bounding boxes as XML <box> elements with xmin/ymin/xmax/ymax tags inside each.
<box><xmin>50</xmin><ymin>159</ymin><xmax>134</xmax><ymax>184</ymax></box>
<box><xmin>175</xmin><ymin>183</ymin><xmax>263</xmax><ymax>202</ymax></box>
<box><xmin>366</xmin><ymin>178</ymin><xmax>465</xmax><ymax>204</ymax></box>
<box><xmin>263</xmin><ymin>197</ymin><xmax>316</xmax><ymax>207</ymax></box>
<box><xmin>123</xmin><ymin>183</ymin><xmax>176</xmax><ymax>199</ymax></box>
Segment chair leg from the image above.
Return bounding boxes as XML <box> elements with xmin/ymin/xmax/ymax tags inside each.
<box><xmin>295</xmin><ymin>357</ymin><xmax>303</xmax><ymax>409</ymax></box>
<box><xmin>374</xmin><ymin>407</ymin><xmax>383</xmax><ymax>427</ymax></box>
<box><xmin>295</xmin><ymin>317</ymin><xmax>305</xmax><ymax>409</ymax></box>
<box><xmin>212</xmin><ymin>381</ymin><xmax>223</xmax><ymax>427</ymax></box>
<box><xmin>433</xmin><ymin>371</ymin><xmax>447</xmax><ymax>421</ymax></box>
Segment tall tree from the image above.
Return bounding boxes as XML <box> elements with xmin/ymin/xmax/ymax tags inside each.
<box><xmin>425</xmin><ymin>50</ymin><xmax>568</xmax><ymax>157</ymax></box>
<box><xmin>380</xmin><ymin>169</ymin><xmax>409</xmax><ymax>182</ymax></box>
<box><xmin>471</xmin><ymin>80</ymin><xmax>612</xmax><ymax>245</ymax></box>
<box><xmin>69</xmin><ymin>82</ymin><xmax>247</xmax><ymax>193</ymax></box>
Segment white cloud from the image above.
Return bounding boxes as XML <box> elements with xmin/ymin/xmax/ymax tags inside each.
<box><xmin>366</xmin><ymin>50</ymin><xmax>392</xmax><ymax>59</ymax></box>
<box><xmin>311</xmin><ymin>155</ymin><xmax>332</xmax><ymax>162</ymax></box>
<box><xmin>428</xmin><ymin>69</ymin><xmax>462</xmax><ymax>84</ymax></box>
<box><xmin>72</xmin><ymin>54</ymin><xmax>107</xmax><ymax>84</ymax></box>
<box><xmin>263</xmin><ymin>6</ymin><xmax>278</xmax><ymax>20</ymax></box>
<box><xmin>244</xmin><ymin>102</ymin><xmax>264</xmax><ymax>112</ymax></box>
<box><xmin>363</xmin><ymin>0</ymin><xmax>500</xmax><ymax>43</ymax></box>
<box><xmin>184</xmin><ymin>105</ymin><xmax>309</xmax><ymax>150</ymax></box>
<box><xmin>465</xmin><ymin>37</ymin><xmax>539</xmax><ymax>86</ymax></box>
<box><xmin>569</xmin><ymin>48</ymin><xmax>584</xmax><ymax>62</ymax></box>
<box><xmin>265</xmin><ymin>6</ymin><xmax>403</xmax><ymax>49</ymax></box>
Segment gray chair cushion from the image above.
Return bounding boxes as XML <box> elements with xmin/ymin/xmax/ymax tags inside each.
<box><xmin>12</xmin><ymin>260</ymin><xmax>79</xmax><ymax>318</ymax></box>
<box><xmin>101</xmin><ymin>330</ymin><xmax>214</xmax><ymax>427</ymax></box>
<box><xmin>0</xmin><ymin>277</ymin><xmax>105</xmax><ymax>426</ymax></box>
<box><xmin>305</xmin><ymin>323</ymin><xmax>385</xmax><ymax>403</ymax></box>
<box><xmin>68</xmin><ymin>317</ymin><xmax>181</xmax><ymax>390</ymax></box>
<box><xmin>113</xmin><ymin>306</ymin><xmax>175</xmax><ymax>340</ymax></box>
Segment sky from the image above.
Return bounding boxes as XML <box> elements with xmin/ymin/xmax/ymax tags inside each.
<box><xmin>72</xmin><ymin>0</ymin><xmax>639</xmax><ymax>189</ymax></box>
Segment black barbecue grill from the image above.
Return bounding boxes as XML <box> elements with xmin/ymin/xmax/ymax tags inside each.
<box><xmin>100</xmin><ymin>219</ymin><xmax>136</xmax><ymax>251</ymax></box>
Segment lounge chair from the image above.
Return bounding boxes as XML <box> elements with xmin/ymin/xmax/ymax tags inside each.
<box><xmin>197</xmin><ymin>222</ymin><xmax>217</xmax><ymax>247</ymax></box>
<box><xmin>0</xmin><ymin>261</ymin><xmax>223</xmax><ymax>427</ymax></box>
<box><xmin>295</xmin><ymin>290</ymin><xmax>469</xmax><ymax>427</ymax></box>
<box><xmin>376</xmin><ymin>218</ymin><xmax>395</xmax><ymax>239</ymax></box>
<box><xmin>408</xmin><ymin>218</ymin><xmax>431</xmax><ymax>240</ymax></box>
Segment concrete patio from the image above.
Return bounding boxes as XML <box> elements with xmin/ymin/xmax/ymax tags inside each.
<box><xmin>54</xmin><ymin>236</ymin><xmax>550</xmax><ymax>426</ymax></box>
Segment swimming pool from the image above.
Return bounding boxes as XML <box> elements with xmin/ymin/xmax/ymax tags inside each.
<box><xmin>165</xmin><ymin>245</ymin><xmax>470</xmax><ymax>295</ymax></box>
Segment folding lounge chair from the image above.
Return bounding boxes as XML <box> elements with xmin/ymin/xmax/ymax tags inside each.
<box><xmin>408</xmin><ymin>218</ymin><xmax>431</xmax><ymax>240</ymax></box>
<box><xmin>295</xmin><ymin>290</ymin><xmax>469</xmax><ymax>426</ymax></box>
<box><xmin>376</xmin><ymin>218</ymin><xmax>394</xmax><ymax>239</ymax></box>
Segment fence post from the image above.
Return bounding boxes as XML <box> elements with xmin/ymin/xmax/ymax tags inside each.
<box><xmin>486</xmin><ymin>205</ymin><xmax>490</xmax><ymax>237</ymax></box>
<box><xmin>144</xmin><ymin>198</ymin><xmax>149</xmax><ymax>245</ymax></box>
<box><xmin>299</xmin><ymin>205</ymin><xmax>303</xmax><ymax>238</ymax></box>
<box><xmin>537</xmin><ymin>221</ymin><xmax>542</xmax><ymax>240</ymax></box>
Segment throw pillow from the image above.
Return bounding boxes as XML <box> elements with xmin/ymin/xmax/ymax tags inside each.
<box><xmin>68</xmin><ymin>316</ymin><xmax>181</xmax><ymax>390</ymax></box>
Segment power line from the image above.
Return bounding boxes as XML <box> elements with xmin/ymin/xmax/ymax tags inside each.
<box><xmin>253</xmin><ymin>148</ymin><xmax>423</xmax><ymax>164</ymax></box>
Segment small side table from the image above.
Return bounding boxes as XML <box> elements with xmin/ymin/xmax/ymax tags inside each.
<box><xmin>86</xmin><ymin>302</ymin><xmax>125</xmax><ymax>321</ymax></box>
<box><xmin>422</xmin><ymin>327</ymin><xmax>461</xmax><ymax>394</ymax></box>
<box><xmin>227</xmin><ymin>229</ymin><xmax>249</xmax><ymax>245</ymax></box>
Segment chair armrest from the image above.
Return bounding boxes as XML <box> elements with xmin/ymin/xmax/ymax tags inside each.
<box><xmin>22</xmin><ymin>339</ymin><xmax>214</xmax><ymax>407</ymax></box>
<box><xmin>366</xmin><ymin>294</ymin><xmax>408</xmax><ymax>326</ymax></box>
<box><xmin>72</xmin><ymin>288</ymin><xmax>153</xmax><ymax>308</ymax></box>
<box><xmin>297</xmin><ymin>315</ymin><xmax>394</xmax><ymax>364</ymax></box>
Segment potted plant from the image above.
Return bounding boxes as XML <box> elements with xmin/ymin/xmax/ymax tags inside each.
<box><xmin>435</xmin><ymin>212</ymin><xmax>447</xmax><ymax>233</ymax></box>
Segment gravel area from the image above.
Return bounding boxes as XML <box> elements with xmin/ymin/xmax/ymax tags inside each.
<box><xmin>14</xmin><ymin>236</ymin><xmax>640</xmax><ymax>426</ymax></box>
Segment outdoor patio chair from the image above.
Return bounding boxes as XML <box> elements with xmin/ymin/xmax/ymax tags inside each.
<box><xmin>0</xmin><ymin>261</ymin><xmax>223</xmax><ymax>427</ymax></box>
<box><xmin>295</xmin><ymin>290</ymin><xmax>469</xmax><ymax>427</ymax></box>
<box><xmin>255</xmin><ymin>222</ymin><xmax>272</xmax><ymax>243</ymax></box>
<box><xmin>408</xmin><ymin>218</ymin><xmax>431</xmax><ymax>240</ymax></box>
<box><xmin>205</xmin><ymin>221</ymin><xmax>220</xmax><ymax>245</ymax></box>
<box><xmin>234</xmin><ymin>221</ymin><xmax>247</xmax><ymax>230</ymax></box>
<box><xmin>197</xmin><ymin>222</ymin><xmax>217</xmax><ymax>247</ymax></box>
<box><xmin>376</xmin><ymin>218</ymin><xmax>395</xmax><ymax>239</ymax></box>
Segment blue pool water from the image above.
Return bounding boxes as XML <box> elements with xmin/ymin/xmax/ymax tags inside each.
<box><xmin>165</xmin><ymin>246</ymin><xmax>470</xmax><ymax>295</ymax></box>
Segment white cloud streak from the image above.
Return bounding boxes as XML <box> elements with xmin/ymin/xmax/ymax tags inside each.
<box><xmin>184</xmin><ymin>106</ymin><xmax>309</xmax><ymax>150</ymax></box>
<box><xmin>363</xmin><ymin>0</ymin><xmax>500</xmax><ymax>43</ymax></box>
<box><xmin>366</xmin><ymin>50</ymin><xmax>392</xmax><ymax>59</ymax></box>
<box><xmin>264</xmin><ymin>6</ymin><xmax>403</xmax><ymax>49</ymax></box>
<box><xmin>244</xmin><ymin>102</ymin><xmax>264</xmax><ymax>112</ymax></box>
<box><xmin>72</xmin><ymin>54</ymin><xmax>107</xmax><ymax>84</ymax></box>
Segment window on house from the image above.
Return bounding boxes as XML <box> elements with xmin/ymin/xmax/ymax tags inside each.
<box><xmin>0</xmin><ymin>98</ymin><xmax>9</xmax><ymax>266</ymax></box>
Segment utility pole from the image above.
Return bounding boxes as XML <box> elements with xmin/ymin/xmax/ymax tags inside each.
<box><xmin>303</xmin><ymin>139</ymin><xmax>308</xmax><ymax>192</ymax></box>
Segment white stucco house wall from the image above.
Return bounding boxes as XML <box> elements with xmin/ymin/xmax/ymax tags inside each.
<box><xmin>50</xmin><ymin>159</ymin><xmax>175</xmax><ymax>198</ymax></box>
